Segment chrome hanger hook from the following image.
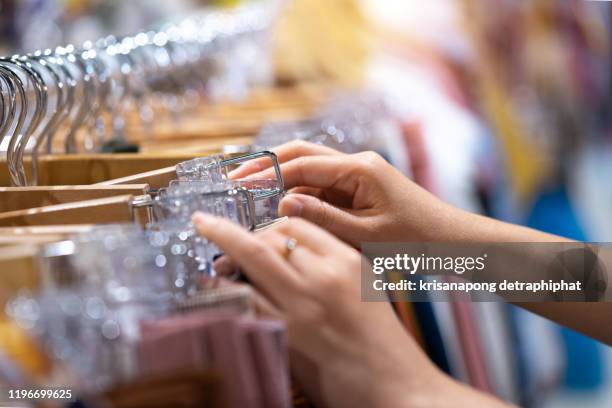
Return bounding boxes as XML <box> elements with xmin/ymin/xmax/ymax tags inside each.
<box><xmin>0</xmin><ymin>63</ymin><xmax>28</xmax><ymax>186</ymax></box>
<box><xmin>63</xmin><ymin>49</ymin><xmax>96</xmax><ymax>154</ymax></box>
<box><xmin>45</xmin><ymin>50</ymin><xmax>77</xmax><ymax>154</ymax></box>
<box><xmin>9</xmin><ymin>56</ymin><xmax>48</xmax><ymax>186</ymax></box>
<box><xmin>27</xmin><ymin>53</ymin><xmax>66</xmax><ymax>185</ymax></box>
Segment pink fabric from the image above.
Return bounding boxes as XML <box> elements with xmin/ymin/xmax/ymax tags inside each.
<box><xmin>449</xmin><ymin>292</ymin><xmax>494</xmax><ymax>393</ymax></box>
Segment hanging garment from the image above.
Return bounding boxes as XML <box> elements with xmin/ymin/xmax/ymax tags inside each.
<box><xmin>527</xmin><ymin>185</ymin><xmax>604</xmax><ymax>392</ymax></box>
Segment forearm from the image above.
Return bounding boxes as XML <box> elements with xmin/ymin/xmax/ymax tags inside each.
<box><xmin>518</xmin><ymin>302</ymin><xmax>612</xmax><ymax>346</ymax></box>
<box><xmin>432</xmin><ymin>377</ymin><xmax>516</xmax><ymax>408</ymax></box>
<box><xmin>423</xmin><ymin>201</ymin><xmax>570</xmax><ymax>243</ymax></box>
<box><xmin>382</xmin><ymin>369</ymin><xmax>515</xmax><ymax>408</ymax></box>
<box><xmin>367</xmin><ymin>345</ymin><xmax>515</xmax><ymax>408</ymax></box>
<box><xmin>421</xmin><ymin>204</ymin><xmax>612</xmax><ymax>344</ymax></box>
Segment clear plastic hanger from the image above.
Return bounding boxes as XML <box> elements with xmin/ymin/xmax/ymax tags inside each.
<box><xmin>174</xmin><ymin>150</ymin><xmax>285</xmax><ymax>228</ymax></box>
<box><xmin>5</xmin><ymin>204</ymin><xmax>262</xmax><ymax>391</ymax></box>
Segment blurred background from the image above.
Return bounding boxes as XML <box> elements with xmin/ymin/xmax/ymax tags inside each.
<box><xmin>1</xmin><ymin>0</ymin><xmax>611</xmax><ymax>407</ymax></box>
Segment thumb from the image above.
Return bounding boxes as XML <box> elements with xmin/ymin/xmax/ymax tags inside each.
<box><xmin>279</xmin><ymin>194</ymin><xmax>360</xmax><ymax>245</ymax></box>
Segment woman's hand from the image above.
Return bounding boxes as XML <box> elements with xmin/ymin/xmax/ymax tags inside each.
<box><xmin>230</xmin><ymin>141</ymin><xmax>462</xmax><ymax>247</ymax></box>
<box><xmin>193</xmin><ymin>213</ymin><xmax>442</xmax><ymax>407</ymax></box>
<box><xmin>193</xmin><ymin>213</ymin><xmax>513</xmax><ymax>407</ymax></box>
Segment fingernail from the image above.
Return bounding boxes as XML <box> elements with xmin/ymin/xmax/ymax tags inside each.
<box><xmin>279</xmin><ymin>196</ymin><xmax>304</xmax><ymax>217</ymax></box>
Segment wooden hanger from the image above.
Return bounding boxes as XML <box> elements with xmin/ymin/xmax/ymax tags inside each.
<box><xmin>98</xmin><ymin>137</ymin><xmax>254</xmax><ymax>189</ymax></box>
<box><xmin>0</xmin><ymin>226</ymin><xmax>94</xmax><ymax>251</ymax></box>
<box><xmin>0</xmin><ymin>234</ymin><xmax>66</xmax><ymax>247</ymax></box>
<box><xmin>0</xmin><ymin>225</ymin><xmax>93</xmax><ymax>247</ymax></box>
<box><xmin>138</xmin><ymin>135</ymin><xmax>253</xmax><ymax>154</ymax></box>
<box><xmin>0</xmin><ymin>152</ymin><xmax>204</xmax><ymax>187</ymax></box>
<box><xmin>0</xmin><ymin>225</ymin><xmax>95</xmax><ymax>236</ymax></box>
<box><xmin>0</xmin><ymin>226</ymin><xmax>90</xmax><ymax>247</ymax></box>
<box><xmin>0</xmin><ymin>195</ymin><xmax>150</xmax><ymax>227</ymax></box>
<box><xmin>97</xmin><ymin>167</ymin><xmax>177</xmax><ymax>190</ymax></box>
<box><xmin>0</xmin><ymin>184</ymin><xmax>150</xmax><ymax>213</ymax></box>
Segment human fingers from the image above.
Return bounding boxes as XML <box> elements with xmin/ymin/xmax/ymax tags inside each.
<box><xmin>229</xmin><ymin>140</ymin><xmax>342</xmax><ymax>179</ymax></box>
<box><xmin>269</xmin><ymin>216</ymin><xmax>351</xmax><ymax>257</ymax></box>
<box><xmin>241</xmin><ymin>155</ymin><xmax>365</xmax><ymax>197</ymax></box>
<box><xmin>252</xmin><ymin>289</ymin><xmax>284</xmax><ymax>320</ymax></box>
<box><xmin>192</xmin><ymin>212</ymin><xmax>303</xmax><ymax>308</ymax></box>
<box><xmin>287</xmin><ymin>186</ymin><xmax>323</xmax><ymax>198</ymax></box>
<box><xmin>211</xmin><ymin>228</ymin><xmax>318</xmax><ymax>277</ymax></box>
<box><xmin>279</xmin><ymin>194</ymin><xmax>363</xmax><ymax>247</ymax></box>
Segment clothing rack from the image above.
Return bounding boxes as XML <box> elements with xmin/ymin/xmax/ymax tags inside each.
<box><xmin>0</xmin><ymin>4</ymin><xmax>321</xmax><ymax>407</ymax></box>
<box><xmin>0</xmin><ymin>1</ymin><xmax>580</xmax><ymax>407</ymax></box>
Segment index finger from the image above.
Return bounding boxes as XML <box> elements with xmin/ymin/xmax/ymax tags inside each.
<box><xmin>229</xmin><ymin>140</ymin><xmax>342</xmax><ymax>179</ymax></box>
<box><xmin>192</xmin><ymin>212</ymin><xmax>304</xmax><ymax>308</ymax></box>
<box><xmin>243</xmin><ymin>155</ymin><xmax>361</xmax><ymax>196</ymax></box>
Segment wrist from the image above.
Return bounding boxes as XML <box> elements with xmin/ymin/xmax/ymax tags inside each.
<box><xmin>372</xmin><ymin>362</ymin><xmax>449</xmax><ymax>408</ymax></box>
<box><xmin>359</xmin><ymin>332</ymin><xmax>447</xmax><ymax>407</ymax></box>
<box><xmin>400</xmin><ymin>195</ymin><xmax>473</xmax><ymax>242</ymax></box>
<box><xmin>378</xmin><ymin>370</ymin><xmax>511</xmax><ymax>408</ymax></box>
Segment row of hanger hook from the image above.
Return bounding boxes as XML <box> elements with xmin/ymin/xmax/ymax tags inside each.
<box><xmin>0</xmin><ymin>4</ymin><xmax>274</xmax><ymax>186</ymax></box>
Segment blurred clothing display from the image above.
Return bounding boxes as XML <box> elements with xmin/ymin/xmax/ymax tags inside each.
<box><xmin>0</xmin><ymin>0</ymin><xmax>197</xmax><ymax>53</ymax></box>
<box><xmin>360</xmin><ymin>1</ymin><xmax>611</xmax><ymax>407</ymax></box>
